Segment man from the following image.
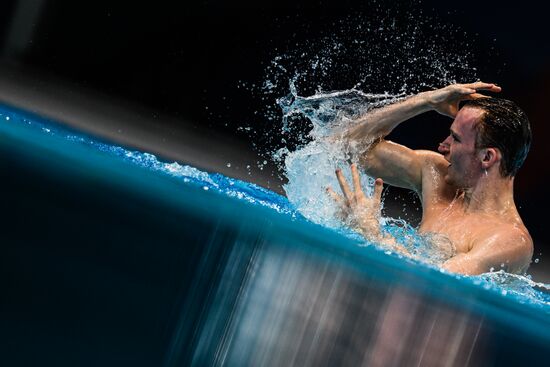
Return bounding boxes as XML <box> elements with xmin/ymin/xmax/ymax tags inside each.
<box><xmin>327</xmin><ymin>82</ymin><xmax>533</xmax><ymax>275</ymax></box>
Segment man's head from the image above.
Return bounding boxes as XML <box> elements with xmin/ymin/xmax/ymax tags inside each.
<box><xmin>464</xmin><ymin>97</ymin><xmax>532</xmax><ymax>177</ymax></box>
<box><xmin>438</xmin><ymin>97</ymin><xmax>531</xmax><ymax>187</ymax></box>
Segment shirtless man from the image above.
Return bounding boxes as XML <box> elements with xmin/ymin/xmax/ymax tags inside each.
<box><xmin>327</xmin><ymin>82</ymin><xmax>533</xmax><ymax>275</ymax></box>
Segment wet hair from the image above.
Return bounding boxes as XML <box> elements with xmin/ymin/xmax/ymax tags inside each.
<box><xmin>460</xmin><ymin>97</ymin><xmax>532</xmax><ymax>177</ymax></box>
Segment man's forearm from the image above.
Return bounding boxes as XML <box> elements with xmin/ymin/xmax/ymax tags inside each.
<box><xmin>345</xmin><ymin>92</ymin><xmax>432</xmax><ymax>143</ymax></box>
<box><xmin>343</xmin><ymin>82</ymin><xmax>501</xmax><ymax>144</ymax></box>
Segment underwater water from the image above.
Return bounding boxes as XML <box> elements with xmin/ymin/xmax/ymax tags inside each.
<box><xmin>2</xmin><ymin>103</ymin><xmax>550</xmax><ymax>366</ymax></box>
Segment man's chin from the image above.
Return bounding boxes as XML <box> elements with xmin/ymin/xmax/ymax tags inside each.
<box><xmin>445</xmin><ymin>174</ymin><xmax>468</xmax><ymax>190</ymax></box>
<box><xmin>444</xmin><ymin>173</ymin><xmax>456</xmax><ymax>186</ymax></box>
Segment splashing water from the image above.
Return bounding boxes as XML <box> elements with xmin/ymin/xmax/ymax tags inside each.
<box><xmin>276</xmin><ymin>83</ymin><xmax>404</xmax><ymax>227</ymax></box>
<box><xmin>475</xmin><ymin>271</ymin><xmax>550</xmax><ymax>305</ymax></box>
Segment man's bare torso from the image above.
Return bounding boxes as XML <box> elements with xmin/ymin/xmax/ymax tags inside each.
<box><xmin>416</xmin><ymin>156</ymin><xmax>532</xmax><ymax>272</ymax></box>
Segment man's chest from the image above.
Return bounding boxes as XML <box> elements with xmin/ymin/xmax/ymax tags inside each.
<box><xmin>418</xmin><ymin>209</ymin><xmax>489</xmax><ymax>254</ymax></box>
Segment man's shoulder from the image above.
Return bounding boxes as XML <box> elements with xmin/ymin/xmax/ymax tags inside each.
<box><xmin>499</xmin><ymin>223</ymin><xmax>531</xmax><ymax>242</ymax></box>
<box><xmin>470</xmin><ymin>222</ymin><xmax>533</xmax><ymax>273</ymax></box>
<box><xmin>414</xmin><ymin>150</ymin><xmax>456</xmax><ymax>202</ymax></box>
<box><xmin>415</xmin><ymin>149</ymin><xmax>447</xmax><ymax>166</ymax></box>
<box><xmin>416</xmin><ymin>150</ymin><xmax>450</xmax><ymax>180</ymax></box>
<box><xmin>474</xmin><ymin>221</ymin><xmax>533</xmax><ymax>252</ymax></box>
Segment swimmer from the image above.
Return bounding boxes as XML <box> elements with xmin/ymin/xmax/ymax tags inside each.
<box><xmin>327</xmin><ymin>82</ymin><xmax>533</xmax><ymax>275</ymax></box>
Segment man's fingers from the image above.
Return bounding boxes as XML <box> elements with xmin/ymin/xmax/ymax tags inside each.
<box><xmin>462</xmin><ymin>82</ymin><xmax>501</xmax><ymax>93</ymax></box>
<box><xmin>335</xmin><ymin>168</ymin><xmax>353</xmax><ymax>201</ymax></box>
<box><xmin>464</xmin><ymin>81</ymin><xmax>494</xmax><ymax>89</ymax></box>
<box><xmin>326</xmin><ymin>186</ymin><xmax>345</xmax><ymax>205</ymax></box>
<box><xmin>467</xmin><ymin>92</ymin><xmax>491</xmax><ymax>100</ymax></box>
<box><xmin>350</xmin><ymin>163</ymin><xmax>363</xmax><ymax>195</ymax></box>
<box><xmin>373</xmin><ymin>178</ymin><xmax>384</xmax><ymax>204</ymax></box>
<box><xmin>459</xmin><ymin>87</ymin><xmax>476</xmax><ymax>95</ymax></box>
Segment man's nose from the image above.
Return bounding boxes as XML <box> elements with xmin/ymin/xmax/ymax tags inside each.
<box><xmin>438</xmin><ymin>142</ymin><xmax>450</xmax><ymax>154</ymax></box>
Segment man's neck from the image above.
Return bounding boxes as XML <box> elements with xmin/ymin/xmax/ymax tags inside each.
<box><xmin>462</xmin><ymin>174</ymin><xmax>516</xmax><ymax>215</ymax></box>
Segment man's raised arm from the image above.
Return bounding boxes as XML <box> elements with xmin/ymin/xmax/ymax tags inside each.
<box><xmin>341</xmin><ymin>82</ymin><xmax>501</xmax><ymax>192</ymax></box>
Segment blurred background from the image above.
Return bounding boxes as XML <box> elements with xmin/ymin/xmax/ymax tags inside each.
<box><xmin>0</xmin><ymin>0</ymin><xmax>548</xmax><ymax>279</ymax></box>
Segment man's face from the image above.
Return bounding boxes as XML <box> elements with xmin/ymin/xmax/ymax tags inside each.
<box><xmin>437</xmin><ymin>107</ymin><xmax>484</xmax><ymax>188</ymax></box>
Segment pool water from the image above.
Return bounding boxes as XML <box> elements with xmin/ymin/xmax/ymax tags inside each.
<box><xmin>1</xmin><ymin>103</ymin><xmax>549</xmax><ymax>366</ymax></box>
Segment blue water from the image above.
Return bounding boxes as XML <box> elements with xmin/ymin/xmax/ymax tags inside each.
<box><xmin>2</xmin><ymin>102</ymin><xmax>550</xmax><ymax>333</ymax></box>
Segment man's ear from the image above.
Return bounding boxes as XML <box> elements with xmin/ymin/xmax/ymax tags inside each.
<box><xmin>480</xmin><ymin>147</ymin><xmax>501</xmax><ymax>169</ymax></box>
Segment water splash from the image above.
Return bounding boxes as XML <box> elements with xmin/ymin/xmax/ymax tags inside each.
<box><xmin>275</xmin><ymin>84</ymin><xmax>403</xmax><ymax>228</ymax></box>
<box><xmin>471</xmin><ymin>270</ymin><xmax>550</xmax><ymax>309</ymax></box>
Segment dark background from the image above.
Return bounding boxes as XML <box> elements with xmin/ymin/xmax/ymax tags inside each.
<box><xmin>0</xmin><ymin>0</ymin><xmax>548</xmax><ymax>276</ymax></box>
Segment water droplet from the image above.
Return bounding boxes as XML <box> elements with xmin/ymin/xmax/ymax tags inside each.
<box><xmin>534</xmin><ymin>258</ymin><xmax>540</xmax><ymax>264</ymax></box>
<box><xmin>226</xmin><ymin>163</ymin><xmax>231</xmax><ymax>168</ymax></box>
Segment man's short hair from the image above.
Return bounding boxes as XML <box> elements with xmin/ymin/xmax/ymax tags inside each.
<box><xmin>461</xmin><ymin>97</ymin><xmax>532</xmax><ymax>177</ymax></box>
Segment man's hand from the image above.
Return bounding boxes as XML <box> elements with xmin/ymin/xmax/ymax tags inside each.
<box><xmin>326</xmin><ymin>163</ymin><xmax>384</xmax><ymax>239</ymax></box>
<box><xmin>421</xmin><ymin>82</ymin><xmax>502</xmax><ymax>118</ymax></box>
